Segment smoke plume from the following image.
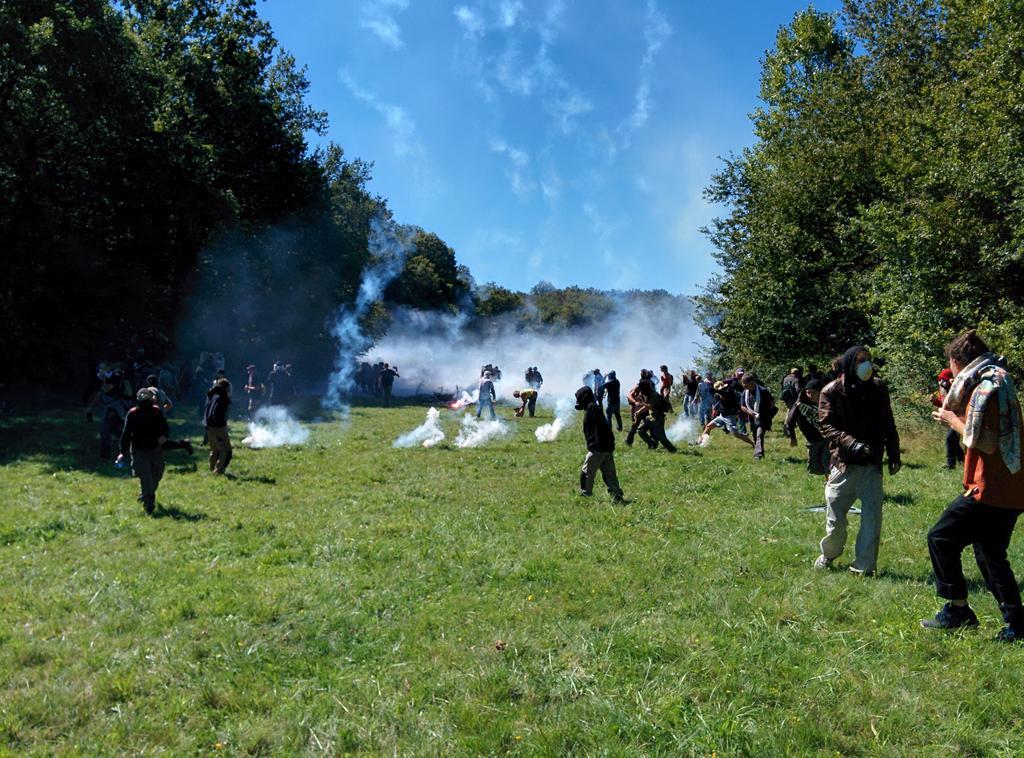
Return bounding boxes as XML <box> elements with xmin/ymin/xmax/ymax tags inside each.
<box><xmin>666</xmin><ymin>414</ymin><xmax>700</xmax><ymax>444</ymax></box>
<box><xmin>535</xmin><ymin>396</ymin><xmax>575</xmax><ymax>442</ymax></box>
<box><xmin>324</xmin><ymin>211</ymin><xmax>416</xmax><ymax>410</ymax></box>
<box><xmin>454</xmin><ymin>414</ymin><xmax>510</xmax><ymax>448</ymax></box>
<box><xmin>242</xmin><ymin>406</ymin><xmax>311</xmax><ymax>448</ymax></box>
<box><xmin>393</xmin><ymin>407</ymin><xmax>446</xmax><ymax>448</ymax></box>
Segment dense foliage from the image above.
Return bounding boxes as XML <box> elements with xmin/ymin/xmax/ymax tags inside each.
<box><xmin>699</xmin><ymin>0</ymin><xmax>1024</xmax><ymax>400</ymax></box>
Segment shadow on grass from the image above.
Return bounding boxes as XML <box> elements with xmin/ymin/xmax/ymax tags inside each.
<box><xmin>153</xmin><ymin>504</ymin><xmax>209</xmax><ymax>522</ymax></box>
<box><xmin>223</xmin><ymin>472</ymin><xmax>276</xmax><ymax>484</ymax></box>
<box><xmin>886</xmin><ymin>493</ymin><xmax>916</xmax><ymax>506</ymax></box>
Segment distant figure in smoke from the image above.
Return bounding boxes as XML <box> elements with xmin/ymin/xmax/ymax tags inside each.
<box><xmin>784</xmin><ymin>378</ymin><xmax>829</xmax><ymax>475</ymax></box>
<box><xmin>601</xmin><ymin>370</ymin><xmax>622</xmax><ymax>431</ymax></box>
<box><xmin>525</xmin><ymin>366</ymin><xmax>544</xmax><ymax>390</ymax></box>
<box><xmin>116</xmin><ymin>389</ymin><xmax>169</xmax><ymax>515</ymax></box>
<box><xmin>739</xmin><ymin>372</ymin><xmax>778</xmax><ymax>461</ymax></box>
<box><xmin>480</xmin><ymin>364</ymin><xmax>502</xmax><ymax>382</ymax></box>
<box><xmin>204</xmin><ymin>378</ymin><xmax>233</xmax><ymax>475</ymax></box>
<box><xmin>697</xmin><ymin>373</ymin><xmax>714</xmax><ymax>426</ymax></box>
<box><xmin>379</xmin><ymin>363</ymin><xmax>400</xmax><ymax>406</ymax></box>
<box><xmin>583</xmin><ymin>369</ymin><xmax>605</xmax><ymax>402</ymax></box>
<box><xmin>477</xmin><ymin>371</ymin><xmax>497</xmax><ymax>420</ymax></box>
<box><xmin>699</xmin><ymin>380</ymin><xmax>754</xmax><ymax>448</ymax></box>
<box><xmin>266</xmin><ymin>362</ymin><xmax>285</xmax><ymax>405</ymax></box>
<box><xmin>575</xmin><ymin>385</ymin><xmax>625</xmax><ymax>503</ymax></box>
<box><xmin>244</xmin><ymin>365</ymin><xmax>263</xmax><ymax>421</ymax></box>
<box><xmin>660</xmin><ymin>365</ymin><xmax>675</xmax><ymax>400</ymax></box>
<box><xmin>86</xmin><ymin>364</ymin><xmax>134</xmax><ymax>459</ymax></box>
<box><xmin>513</xmin><ymin>388</ymin><xmax>538</xmax><ymax>417</ymax></box>
<box><xmin>638</xmin><ymin>388</ymin><xmax>677</xmax><ymax>452</ymax></box>
<box><xmin>681</xmin><ymin>370</ymin><xmax>698</xmax><ymax>416</ymax></box>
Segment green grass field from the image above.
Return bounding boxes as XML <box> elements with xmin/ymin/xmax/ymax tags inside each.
<box><xmin>2</xmin><ymin>402</ymin><xmax>1023</xmax><ymax>755</ymax></box>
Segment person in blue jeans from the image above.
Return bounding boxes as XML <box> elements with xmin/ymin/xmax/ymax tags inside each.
<box><xmin>477</xmin><ymin>371</ymin><xmax>497</xmax><ymax>420</ymax></box>
<box><xmin>697</xmin><ymin>373</ymin><xmax>714</xmax><ymax>426</ymax></box>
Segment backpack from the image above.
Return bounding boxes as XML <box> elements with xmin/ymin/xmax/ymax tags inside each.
<box><xmin>780</xmin><ymin>376</ymin><xmax>801</xmax><ymax>405</ymax></box>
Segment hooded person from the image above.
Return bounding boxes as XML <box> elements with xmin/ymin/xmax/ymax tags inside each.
<box><xmin>117</xmin><ymin>388</ymin><xmax>170</xmax><ymax>514</ymax></box>
<box><xmin>204</xmin><ymin>378</ymin><xmax>233</xmax><ymax>474</ymax></box>
<box><xmin>575</xmin><ymin>385</ymin><xmax>624</xmax><ymax>502</ymax></box>
<box><xmin>814</xmin><ymin>345</ymin><xmax>901</xmax><ymax>575</ymax></box>
<box><xmin>600</xmin><ymin>370</ymin><xmax>622</xmax><ymax>431</ymax></box>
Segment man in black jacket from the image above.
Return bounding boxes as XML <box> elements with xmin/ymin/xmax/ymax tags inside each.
<box><xmin>117</xmin><ymin>389</ymin><xmax>170</xmax><ymax>514</ymax></box>
<box><xmin>576</xmin><ymin>385</ymin><xmax>625</xmax><ymax>502</ymax></box>
<box><xmin>600</xmin><ymin>370</ymin><xmax>622</xmax><ymax>431</ymax></box>
<box><xmin>740</xmin><ymin>372</ymin><xmax>778</xmax><ymax>460</ymax></box>
<box><xmin>204</xmin><ymin>378</ymin><xmax>233</xmax><ymax>475</ymax></box>
<box><xmin>814</xmin><ymin>345</ymin><xmax>901</xmax><ymax>575</ymax></box>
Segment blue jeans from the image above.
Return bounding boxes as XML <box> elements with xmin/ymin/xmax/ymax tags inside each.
<box><xmin>477</xmin><ymin>399</ymin><xmax>496</xmax><ymax>420</ymax></box>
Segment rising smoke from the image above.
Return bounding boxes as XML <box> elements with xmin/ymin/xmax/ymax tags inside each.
<box><xmin>666</xmin><ymin>413</ymin><xmax>700</xmax><ymax>444</ymax></box>
<box><xmin>535</xmin><ymin>396</ymin><xmax>576</xmax><ymax>442</ymax></box>
<box><xmin>393</xmin><ymin>407</ymin><xmax>446</xmax><ymax>448</ymax></box>
<box><xmin>324</xmin><ymin>211</ymin><xmax>416</xmax><ymax>410</ymax></box>
<box><xmin>242</xmin><ymin>406</ymin><xmax>311</xmax><ymax>448</ymax></box>
<box><xmin>454</xmin><ymin>414</ymin><xmax>509</xmax><ymax>448</ymax></box>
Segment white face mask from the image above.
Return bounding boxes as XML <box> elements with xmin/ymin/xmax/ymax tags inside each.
<box><xmin>855</xmin><ymin>361</ymin><xmax>874</xmax><ymax>381</ymax></box>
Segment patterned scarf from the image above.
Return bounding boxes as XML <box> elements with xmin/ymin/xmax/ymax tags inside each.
<box><xmin>943</xmin><ymin>353</ymin><xmax>1021</xmax><ymax>474</ymax></box>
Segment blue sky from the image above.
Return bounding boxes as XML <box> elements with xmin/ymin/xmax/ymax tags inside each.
<box><xmin>261</xmin><ymin>0</ymin><xmax>841</xmax><ymax>296</ymax></box>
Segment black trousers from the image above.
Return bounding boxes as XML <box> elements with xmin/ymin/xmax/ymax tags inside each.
<box><xmin>638</xmin><ymin>416</ymin><xmax>676</xmax><ymax>452</ymax></box>
<box><xmin>606</xmin><ymin>405</ymin><xmax>622</xmax><ymax>431</ymax></box>
<box><xmin>945</xmin><ymin>428</ymin><xmax>964</xmax><ymax>467</ymax></box>
<box><xmin>928</xmin><ymin>495</ymin><xmax>1024</xmax><ymax>628</ymax></box>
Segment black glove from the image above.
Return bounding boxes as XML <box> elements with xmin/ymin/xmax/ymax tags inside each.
<box><xmin>889</xmin><ymin>458</ymin><xmax>902</xmax><ymax>475</ymax></box>
<box><xmin>849</xmin><ymin>441</ymin><xmax>872</xmax><ymax>462</ymax></box>
<box><xmin>85</xmin><ymin>412</ymin><xmax>93</xmax><ymax>423</ymax></box>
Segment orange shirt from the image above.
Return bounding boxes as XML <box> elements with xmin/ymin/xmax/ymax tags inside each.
<box><xmin>963</xmin><ymin>392</ymin><xmax>1024</xmax><ymax>509</ymax></box>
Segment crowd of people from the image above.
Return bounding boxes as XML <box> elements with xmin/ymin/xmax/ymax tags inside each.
<box><xmin>91</xmin><ymin>329</ymin><xmax>1024</xmax><ymax>642</ymax></box>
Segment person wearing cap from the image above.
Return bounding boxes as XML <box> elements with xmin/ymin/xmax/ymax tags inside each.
<box><xmin>698</xmin><ymin>380</ymin><xmax>754</xmax><ymax>448</ymax></box>
<box><xmin>814</xmin><ymin>345</ymin><xmax>901</xmax><ymax>575</ymax></box>
<box><xmin>477</xmin><ymin>371</ymin><xmax>497</xmax><ymax>420</ymax></box>
<box><xmin>932</xmin><ymin>367</ymin><xmax>963</xmax><ymax>469</ymax></box>
<box><xmin>784</xmin><ymin>378</ymin><xmax>829</xmax><ymax>475</ymax></box>
<box><xmin>512</xmin><ymin>388</ymin><xmax>538</xmax><ymax>417</ymax></box>
<box><xmin>204</xmin><ymin>378</ymin><xmax>233</xmax><ymax>474</ymax></box>
<box><xmin>117</xmin><ymin>388</ymin><xmax>170</xmax><ymax>514</ymax></box>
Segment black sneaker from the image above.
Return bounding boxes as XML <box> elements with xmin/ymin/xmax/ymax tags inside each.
<box><xmin>994</xmin><ymin>626</ymin><xmax>1024</xmax><ymax>643</ymax></box>
<box><xmin>921</xmin><ymin>602</ymin><xmax>979</xmax><ymax>630</ymax></box>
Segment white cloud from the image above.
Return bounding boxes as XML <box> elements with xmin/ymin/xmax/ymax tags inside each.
<box><xmin>625</xmin><ymin>1</ymin><xmax>672</xmax><ymax>131</ymax></box>
<box><xmin>340</xmin><ymin>70</ymin><xmax>420</xmax><ymax>158</ymax></box>
<box><xmin>454</xmin><ymin>5</ymin><xmax>486</xmax><ymax>36</ymax></box>
<box><xmin>360</xmin><ymin>0</ymin><xmax>409</xmax><ymax>49</ymax></box>
<box><xmin>500</xmin><ymin>0</ymin><xmax>525</xmax><ymax>28</ymax></box>
<box><xmin>491</xmin><ymin>137</ymin><xmax>533</xmax><ymax>198</ymax></box>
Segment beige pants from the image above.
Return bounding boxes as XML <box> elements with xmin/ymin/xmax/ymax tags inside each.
<box><xmin>207</xmin><ymin>426</ymin><xmax>232</xmax><ymax>473</ymax></box>
<box><xmin>820</xmin><ymin>465</ymin><xmax>884</xmax><ymax>573</ymax></box>
<box><xmin>580</xmin><ymin>451</ymin><xmax>624</xmax><ymax>498</ymax></box>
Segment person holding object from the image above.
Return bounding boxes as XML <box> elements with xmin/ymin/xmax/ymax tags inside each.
<box><xmin>575</xmin><ymin>385</ymin><xmax>624</xmax><ymax>502</ymax></box>
<box><xmin>739</xmin><ymin>372</ymin><xmax>777</xmax><ymax>460</ymax></box>
<box><xmin>204</xmin><ymin>378</ymin><xmax>233</xmax><ymax>474</ymax></box>
<box><xmin>814</xmin><ymin>345</ymin><xmax>901</xmax><ymax>576</ymax></box>
<box><xmin>922</xmin><ymin>330</ymin><xmax>1024</xmax><ymax>641</ymax></box>
<box><xmin>512</xmin><ymin>388</ymin><xmax>538</xmax><ymax>418</ymax></box>
<box><xmin>931</xmin><ymin>367</ymin><xmax>964</xmax><ymax>469</ymax></box>
<box><xmin>117</xmin><ymin>388</ymin><xmax>169</xmax><ymax>515</ymax></box>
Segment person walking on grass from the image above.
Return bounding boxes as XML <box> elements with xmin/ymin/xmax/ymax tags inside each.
<box><xmin>575</xmin><ymin>385</ymin><xmax>625</xmax><ymax>503</ymax></box>
<box><xmin>204</xmin><ymin>378</ymin><xmax>233</xmax><ymax>475</ymax></box>
<box><xmin>116</xmin><ymin>389</ymin><xmax>169</xmax><ymax>515</ymax></box>
<box><xmin>784</xmin><ymin>379</ymin><xmax>830</xmax><ymax>476</ymax></box>
<box><xmin>813</xmin><ymin>345</ymin><xmax>901</xmax><ymax>576</ymax></box>
<box><xmin>601</xmin><ymin>370</ymin><xmax>622</xmax><ymax>431</ymax></box>
<box><xmin>697</xmin><ymin>380</ymin><xmax>753</xmax><ymax>448</ymax></box>
<box><xmin>477</xmin><ymin>371</ymin><xmax>497</xmax><ymax>420</ymax></box>
<box><xmin>739</xmin><ymin>372</ymin><xmax>778</xmax><ymax>461</ymax></box>
<box><xmin>922</xmin><ymin>330</ymin><xmax>1024</xmax><ymax>641</ymax></box>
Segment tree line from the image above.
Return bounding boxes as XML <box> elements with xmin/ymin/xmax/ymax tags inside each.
<box><xmin>698</xmin><ymin>0</ymin><xmax>1024</xmax><ymax>404</ymax></box>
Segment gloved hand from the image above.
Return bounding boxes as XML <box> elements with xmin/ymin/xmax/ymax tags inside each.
<box><xmin>85</xmin><ymin>412</ymin><xmax>93</xmax><ymax>423</ymax></box>
<box><xmin>889</xmin><ymin>458</ymin><xmax>902</xmax><ymax>475</ymax></box>
<box><xmin>849</xmin><ymin>441</ymin><xmax>872</xmax><ymax>462</ymax></box>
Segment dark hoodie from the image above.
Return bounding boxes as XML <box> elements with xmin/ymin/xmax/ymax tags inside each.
<box><xmin>601</xmin><ymin>372</ymin><xmax>621</xmax><ymax>409</ymax></box>
<box><xmin>819</xmin><ymin>345</ymin><xmax>900</xmax><ymax>472</ymax></box>
<box><xmin>204</xmin><ymin>384</ymin><xmax>231</xmax><ymax>428</ymax></box>
<box><xmin>576</xmin><ymin>386</ymin><xmax>615</xmax><ymax>452</ymax></box>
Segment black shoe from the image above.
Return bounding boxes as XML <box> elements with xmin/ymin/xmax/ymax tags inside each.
<box><xmin>184</xmin><ymin>440</ymin><xmax>194</xmax><ymax>455</ymax></box>
<box><xmin>994</xmin><ymin>626</ymin><xmax>1024</xmax><ymax>643</ymax></box>
<box><xmin>921</xmin><ymin>602</ymin><xmax>979</xmax><ymax>630</ymax></box>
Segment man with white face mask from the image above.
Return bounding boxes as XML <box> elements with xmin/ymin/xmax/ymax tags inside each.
<box><xmin>814</xmin><ymin>345</ymin><xmax>901</xmax><ymax>575</ymax></box>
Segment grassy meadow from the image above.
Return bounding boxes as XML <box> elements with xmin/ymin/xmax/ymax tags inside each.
<box><xmin>2</xmin><ymin>400</ymin><xmax>1023</xmax><ymax>755</ymax></box>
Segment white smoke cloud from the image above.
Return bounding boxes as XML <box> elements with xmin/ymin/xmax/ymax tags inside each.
<box><xmin>454</xmin><ymin>413</ymin><xmax>510</xmax><ymax>448</ymax></box>
<box><xmin>365</xmin><ymin>295</ymin><xmax>699</xmax><ymax>403</ymax></box>
<box><xmin>393</xmin><ymin>407</ymin><xmax>446</xmax><ymax>448</ymax></box>
<box><xmin>242</xmin><ymin>406</ymin><xmax>310</xmax><ymax>448</ymax></box>
<box><xmin>666</xmin><ymin>413</ymin><xmax>699</xmax><ymax>444</ymax></box>
<box><xmin>535</xmin><ymin>395</ymin><xmax>575</xmax><ymax>442</ymax></box>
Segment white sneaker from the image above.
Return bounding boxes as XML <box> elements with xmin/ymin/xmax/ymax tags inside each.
<box><xmin>813</xmin><ymin>555</ymin><xmax>833</xmax><ymax>570</ymax></box>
